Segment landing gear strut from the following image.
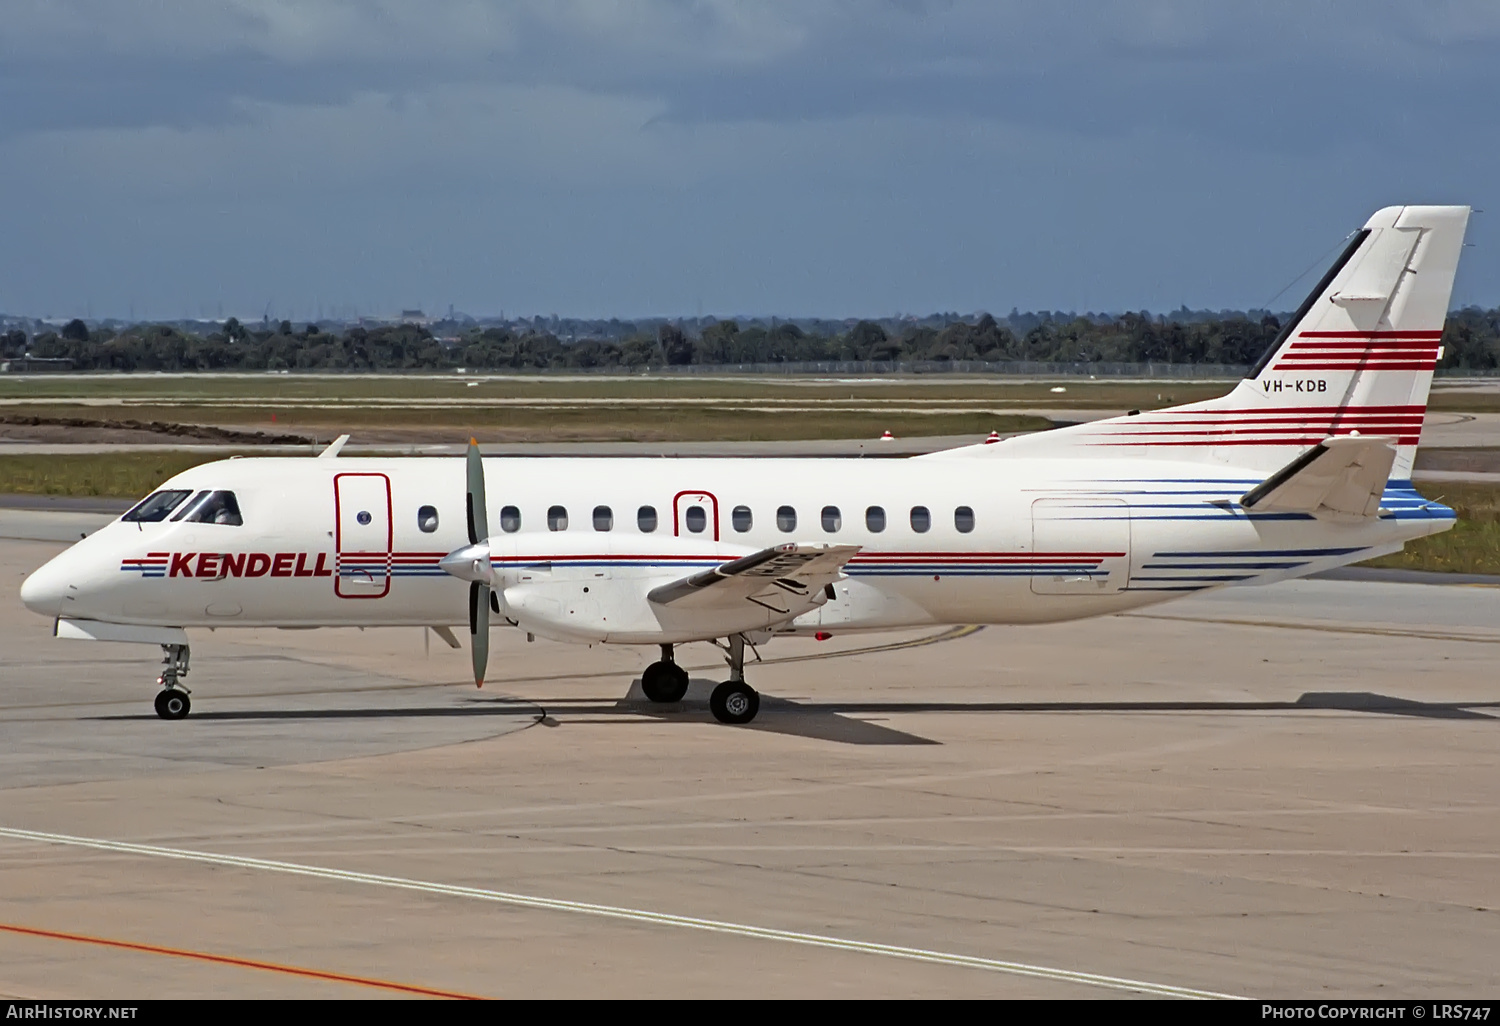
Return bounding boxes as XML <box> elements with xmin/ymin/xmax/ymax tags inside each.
<box><xmin>710</xmin><ymin>635</ymin><xmax>759</xmax><ymax>725</ymax></box>
<box><xmin>641</xmin><ymin>644</ymin><xmax>690</xmax><ymax>703</ymax></box>
<box><xmin>154</xmin><ymin>643</ymin><xmax>191</xmax><ymax>720</ymax></box>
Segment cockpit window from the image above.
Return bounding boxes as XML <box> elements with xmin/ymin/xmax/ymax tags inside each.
<box><xmin>169</xmin><ymin>490</ymin><xmax>209</xmax><ymax>521</ymax></box>
<box><xmin>180</xmin><ymin>490</ymin><xmax>243</xmax><ymax>526</ymax></box>
<box><xmin>122</xmin><ymin>490</ymin><xmax>193</xmax><ymax>523</ymax></box>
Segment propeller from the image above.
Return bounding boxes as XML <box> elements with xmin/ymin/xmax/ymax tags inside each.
<box><xmin>438</xmin><ymin>439</ymin><xmax>494</xmax><ymax>687</ymax></box>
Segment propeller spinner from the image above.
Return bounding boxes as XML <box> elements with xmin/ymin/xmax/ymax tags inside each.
<box><xmin>438</xmin><ymin>439</ymin><xmax>493</xmax><ymax>687</ymax></box>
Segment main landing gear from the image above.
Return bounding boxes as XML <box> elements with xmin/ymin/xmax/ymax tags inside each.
<box><xmin>709</xmin><ymin>635</ymin><xmax>759</xmax><ymax>726</ymax></box>
<box><xmin>641</xmin><ymin>644</ymin><xmax>690</xmax><ymax>703</ymax></box>
<box><xmin>639</xmin><ymin>638</ymin><xmax>761</xmax><ymax>725</ymax></box>
<box><xmin>154</xmin><ymin>643</ymin><xmax>191</xmax><ymax>720</ymax></box>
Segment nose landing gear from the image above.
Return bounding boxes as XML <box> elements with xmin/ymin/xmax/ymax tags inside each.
<box><xmin>154</xmin><ymin>643</ymin><xmax>192</xmax><ymax>720</ymax></box>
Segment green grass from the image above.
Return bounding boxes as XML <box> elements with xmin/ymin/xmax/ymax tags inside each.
<box><xmin>0</xmin><ymin>452</ymin><xmax>235</xmax><ymax>498</ymax></box>
<box><xmin>1</xmin><ymin>405</ymin><xmax>1054</xmax><ymax>443</ymax></box>
<box><xmin>1429</xmin><ymin>389</ymin><xmax>1500</xmax><ymax>413</ymax></box>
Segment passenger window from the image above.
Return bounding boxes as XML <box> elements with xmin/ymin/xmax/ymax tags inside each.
<box><xmin>776</xmin><ymin>505</ymin><xmax>797</xmax><ymax>532</ymax></box>
<box><xmin>593</xmin><ymin>505</ymin><xmax>613</xmax><ymax>531</ymax></box>
<box><xmin>547</xmin><ymin>505</ymin><xmax>569</xmax><ymax>531</ymax></box>
<box><xmin>417</xmin><ymin>505</ymin><xmax>439</xmax><ymax>533</ymax></box>
<box><xmin>821</xmin><ymin>506</ymin><xmax>842</xmax><ymax>532</ymax></box>
<box><xmin>865</xmin><ymin>505</ymin><xmax>886</xmax><ymax>532</ymax></box>
<box><xmin>732</xmin><ymin>505</ymin><xmax>752</xmax><ymax>532</ymax></box>
<box><xmin>123</xmin><ymin>489</ymin><xmax>194</xmax><ymax>523</ymax></box>
<box><xmin>500</xmin><ymin>505</ymin><xmax>521</xmax><ymax>532</ymax></box>
<box><xmin>684</xmin><ymin>506</ymin><xmax>706</xmax><ymax>533</ymax></box>
<box><xmin>183</xmin><ymin>490</ymin><xmax>242</xmax><ymax>526</ymax></box>
<box><xmin>638</xmin><ymin>505</ymin><xmax>658</xmax><ymax>532</ymax></box>
<box><xmin>910</xmin><ymin>506</ymin><xmax>931</xmax><ymax>533</ymax></box>
<box><xmin>954</xmin><ymin>506</ymin><xmax>976</xmax><ymax>533</ymax></box>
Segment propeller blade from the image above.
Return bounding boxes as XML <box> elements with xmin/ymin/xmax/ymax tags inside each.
<box><xmin>466</xmin><ymin>438</ymin><xmax>489</xmax><ymax>545</ymax></box>
<box><xmin>469</xmin><ymin>581</ymin><xmax>490</xmax><ymax>688</ymax></box>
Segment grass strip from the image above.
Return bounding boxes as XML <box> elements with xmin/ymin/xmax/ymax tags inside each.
<box><xmin>1361</xmin><ymin>480</ymin><xmax>1500</xmax><ymax>575</ymax></box>
<box><xmin>0</xmin><ymin>407</ymin><xmax>1054</xmax><ymax>442</ymax></box>
<box><xmin>0</xmin><ymin>452</ymin><xmax>232</xmax><ymax>498</ymax></box>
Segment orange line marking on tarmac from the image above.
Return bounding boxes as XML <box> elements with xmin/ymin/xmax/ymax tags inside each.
<box><xmin>0</xmin><ymin>921</ymin><xmax>484</xmax><ymax>999</ymax></box>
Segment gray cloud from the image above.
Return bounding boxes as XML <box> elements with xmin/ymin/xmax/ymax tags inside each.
<box><xmin>0</xmin><ymin>1</ymin><xmax>1494</xmax><ymax>318</ymax></box>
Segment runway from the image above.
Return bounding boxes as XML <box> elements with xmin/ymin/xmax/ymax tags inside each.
<box><xmin>0</xmin><ymin>532</ymin><xmax>1497</xmax><ymax>998</ymax></box>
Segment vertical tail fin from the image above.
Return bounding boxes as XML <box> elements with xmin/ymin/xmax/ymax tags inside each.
<box><xmin>973</xmin><ymin>205</ymin><xmax>1471</xmax><ymax>475</ymax></box>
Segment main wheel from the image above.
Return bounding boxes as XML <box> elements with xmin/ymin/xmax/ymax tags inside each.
<box><xmin>709</xmin><ymin>680</ymin><xmax>759</xmax><ymax>725</ymax></box>
<box><xmin>154</xmin><ymin>689</ymin><xmax>190</xmax><ymax>720</ymax></box>
<box><xmin>641</xmin><ymin>660</ymin><xmax>689</xmax><ymax>703</ymax></box>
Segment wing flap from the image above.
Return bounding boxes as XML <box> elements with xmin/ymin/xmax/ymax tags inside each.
<box><xmin>648</xmin><ymin>543</ymin><xmax>860</xmax><ymax>616</ymax></box>
<box><xmin>1241</xmin><ymin>435</ymin><xmax>1397</xmax><ymax>521</ymax></box>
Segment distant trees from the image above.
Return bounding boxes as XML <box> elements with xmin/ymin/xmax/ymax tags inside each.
<box><xmin>9</xmin><ymin>306</ymin><xmax>1500</xmax><ymax>372</ymax></box>
<box><xmin>659</xmin><ymin>323</ymin><xmax>694</xmax><ymax>365</ymax></box>
<box><xmin>1439</xmin><ymin>306</ymin><xmax>1500</xmax><ymax>370</ymax></box>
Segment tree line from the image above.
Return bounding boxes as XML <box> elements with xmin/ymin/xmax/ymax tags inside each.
<box><xmin>5</xmin><ymin>306</ymin><xmax>1500</xmax><ymax>372</ymax></box>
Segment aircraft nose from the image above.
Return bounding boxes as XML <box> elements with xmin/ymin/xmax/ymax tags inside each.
<box><xmin>20</xmin><ymin>559</ymin><xmax>68</xmax><ymax>617</ymax></box>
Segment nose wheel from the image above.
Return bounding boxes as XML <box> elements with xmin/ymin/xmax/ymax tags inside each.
<box><xmin>154</xmin><ymin>688</ymin><xmax>190</xmax><ymax>720</ymax></box>
<box><xmin>154</xmin><ymin>643</ymin><xmax>192</xmax><ymax>720</ymax></box>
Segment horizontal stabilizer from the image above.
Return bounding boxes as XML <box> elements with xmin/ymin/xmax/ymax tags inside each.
<box><xmin>1240</xmin><ymin>435</ymin><xmax>1397</xmax><ymax>521</ymax></box>
<box><xmin>648</xmin><ymin>543</ymin><xmax>859</xmax><ymax>617</ymax></box>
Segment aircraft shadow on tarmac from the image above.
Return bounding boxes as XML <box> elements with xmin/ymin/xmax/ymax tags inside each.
<box><xmin>558</xmin><ymin>684</ymin><xmax>1497</xmax><ymax>746</ymax></box>
<box><xmin>744</xmin><ymin>691</ymin><xmax>1499</xmax><ymax>723</ymax></box>
<box><xmin>89</xmin><ymin>698</ymin><xmax>543</xmax><ymax>724</ymax></box>
<box><xmin>84</xmin><ymin>689</ymin><xmax>1494</xmax><ymax>746</ymax></box>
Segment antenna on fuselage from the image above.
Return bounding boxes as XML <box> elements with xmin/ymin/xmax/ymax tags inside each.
<box><xmin>317</xmin><ymin>434</ymin><xmax>351</xmax><ymax>458</ymax></box>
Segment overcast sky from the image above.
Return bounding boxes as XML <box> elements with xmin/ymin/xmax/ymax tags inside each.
<box><xmin>1</xmin><ymin>1</ymin><xmax>1495</xmax><ymax>321</ymax></box>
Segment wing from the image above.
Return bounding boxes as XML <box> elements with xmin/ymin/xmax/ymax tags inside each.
<box><xmin>648</xmin><ymin>543</ymin><xmax>861</xmax><ymax>618</ymax></box>
<box><xmin>1240</xmin><ymin>435</ymin><xmax>1397</xmax><ymax>522</ymax></box>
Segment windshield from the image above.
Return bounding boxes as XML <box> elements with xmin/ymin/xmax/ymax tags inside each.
<box><xmin>122</xmin><ymin>490</ymin><xmax>193</xmax><ymax>523</ymax></box>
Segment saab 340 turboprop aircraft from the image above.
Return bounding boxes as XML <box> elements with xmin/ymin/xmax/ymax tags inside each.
<box><xmin>19</xmin><ymin>205</ymin><xmax>1470</xmax><ymax>725</ymax></box>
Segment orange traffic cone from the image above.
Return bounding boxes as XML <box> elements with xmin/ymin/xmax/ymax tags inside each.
<box><xmin>984</xmin><ymin>430</ymin><xmax>1001</xmax><ymax>444</ymax></box>
<box><xmin>879</xmin><ymin>430</ymin><xmax>895</xmax><ymax>441</ymax></box>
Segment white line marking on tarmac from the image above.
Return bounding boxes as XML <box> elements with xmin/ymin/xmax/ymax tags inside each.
<box><xmin>0</xmin><ymin>825</ymin><xmax>1239</xmax><ymax>1000</ymax></box>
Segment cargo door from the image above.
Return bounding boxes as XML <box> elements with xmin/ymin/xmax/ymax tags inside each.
<box><xmin>1029</xmin><ymin>497</ymin><xmax>1130</xmax><ymax>595</ymax></box>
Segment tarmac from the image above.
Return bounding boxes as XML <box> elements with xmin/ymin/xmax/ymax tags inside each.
<box><xmin>0</xmin><ymin>515</ymin><xmax>1497</xmax><ymax>1000</ymax></box>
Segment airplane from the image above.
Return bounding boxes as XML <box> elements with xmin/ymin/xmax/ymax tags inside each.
<box><xmin>19</xmin><ymin>204</ymin><xmax>1470</xmax><ymax>725</ymax></box>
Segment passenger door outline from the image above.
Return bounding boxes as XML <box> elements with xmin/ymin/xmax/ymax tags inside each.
<box><xmin>334</xmin><ymin>472</ymin><xmax>393</xmax><ymax>599</ymax></box>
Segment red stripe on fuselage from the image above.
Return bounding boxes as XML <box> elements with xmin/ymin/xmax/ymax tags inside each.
<box><xmin>1295</xmin><ymin>330</ymin><xmax>1444</xmax><ymax>338</ymax></box>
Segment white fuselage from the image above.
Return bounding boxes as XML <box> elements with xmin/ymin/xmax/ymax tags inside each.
<box><xmin>21</xmin><ymin>454</ymin><xmax>1453</xmax><ymax>646</ymax></box>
